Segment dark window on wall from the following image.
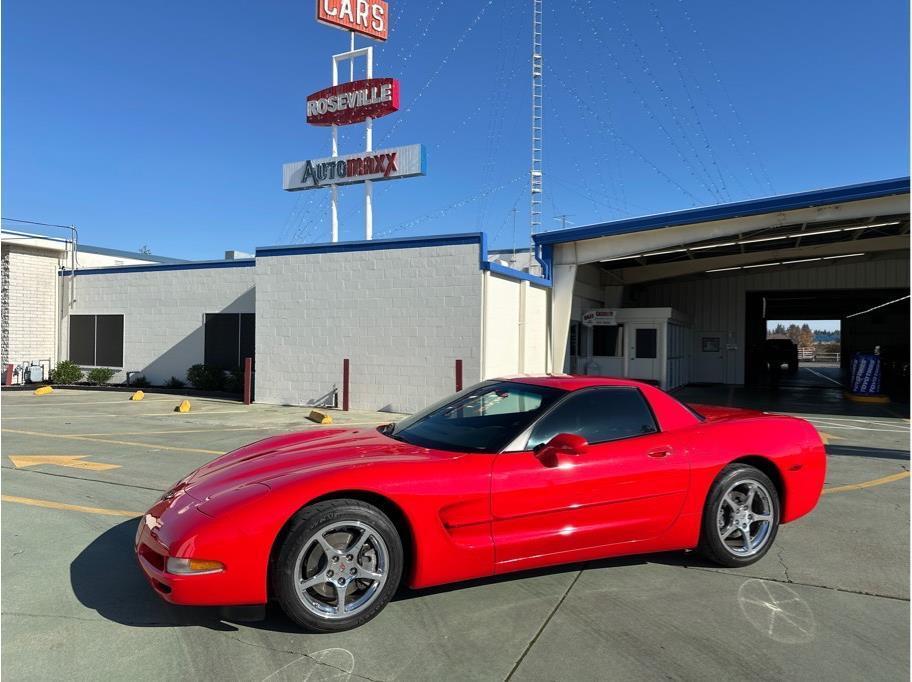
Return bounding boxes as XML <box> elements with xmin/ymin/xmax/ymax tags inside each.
<box><xmin>635</xmin><ymin>328</ymin><xmax>658</xmax><ymax>359</ymax></box>
<box><xmin>592</xmin><ymin>325</ymin><xmax>623</xmax><ymax>357</ymax></box>
<box><xmin>204</xmin><ymin>313</ymin><xmax>255</xmax><ymax>369</ymax></box>
<box><xmin>69</xmin><ymin>315</ymin><xmax>124</xmax><ymax>367</ymax></box>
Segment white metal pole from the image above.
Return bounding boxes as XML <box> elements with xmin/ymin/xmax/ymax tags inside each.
<box><xmin>330</xmin><ymin>49</ymin><xmax>340</xmax><ymax>242</ymax></box>
<box><xmin>365</xmin><ymin>46</ymin><xmax>374</xmax><ymax>240</ymax></box>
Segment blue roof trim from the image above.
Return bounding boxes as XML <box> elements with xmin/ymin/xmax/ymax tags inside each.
<box><xmin>59</xmin><ymin>259</ymin><xmax>255</xmax><ymax>276</ymax></box>
<box><xmin>533</xmin><ymin>177</ymin><xmax>911</xmax><ymax>246</ymax></box>
<box><xmin>255</xmin><ymin>232</ymin><xmax>483</xmax><ymax>257</ymax></box>
<box><xmin>482</xmin><ymin>261</ymin><xmax>551</xmax><ymax>287</ymax></box>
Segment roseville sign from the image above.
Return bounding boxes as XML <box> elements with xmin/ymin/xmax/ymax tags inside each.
<box><xmin>283</xmin><ymin>144</ymin><xmax>426</xmax><ymax>191</ymax></box>
<box><xmin>307</xmin><ymin>78</ymin><xmax>399</xmax><ymax>126</ymax></box>
<box><xmin>317</xmin><ymin>0</ymin><xmax>389</xmax><ymax>41</ymax></box>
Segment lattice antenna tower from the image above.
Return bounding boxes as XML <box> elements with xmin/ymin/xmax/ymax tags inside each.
<box><xmin>529</xmin><ymin>0</ymin><xmax>543</xmax><ymax>259</ymax></box>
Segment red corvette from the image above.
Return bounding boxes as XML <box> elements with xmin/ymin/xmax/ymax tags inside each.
<box><xmin>135</xmin><ymin>376</ymin><xmax>826</xmax><ymax>632</ymax></box>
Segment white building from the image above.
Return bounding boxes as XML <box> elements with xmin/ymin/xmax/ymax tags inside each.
<box><xmin>0</xmin><ymin>229</ymin><xmax>184</xmax><ymax>374</ymax></box>
<box><xmin>5</xmin><ymin>177</ymin><xmax>910</xmax><ymax>407</ymax></box>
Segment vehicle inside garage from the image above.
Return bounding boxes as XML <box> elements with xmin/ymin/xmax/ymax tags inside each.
<box><xmin>537</xmin><ymin>178</ymin><xmax>910</xmax><ymax>404</ymax></box>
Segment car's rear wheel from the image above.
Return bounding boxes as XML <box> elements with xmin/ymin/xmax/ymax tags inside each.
<box><xmin>272</xmin><ymin>499</ymin><xmax>403</xmax><ymax>632</ymax></box>
<box><xmin>699</xmin><ymin>464</ymin><xmax>780</xmax><ymax>567</ymax></box>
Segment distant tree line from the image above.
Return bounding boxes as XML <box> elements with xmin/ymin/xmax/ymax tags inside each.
<box><xmin>767</xmin><ymin>323</ymin><xmax>841</xmax><ymax>349</ymax></box>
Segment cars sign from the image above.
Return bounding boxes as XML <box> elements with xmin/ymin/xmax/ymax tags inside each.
<box><xmin>317</xmin><ymin>0</ymin><xmax>389</xmax><ymax>41</ymax></box>
<box><xmin>307</xmin><ymin>78</ymin><xmax>399</xmax><ymax>126</ymax></box>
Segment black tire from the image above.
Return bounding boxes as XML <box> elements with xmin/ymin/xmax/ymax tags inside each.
<box><xmin>788</xmin><ymin>361</ymin><xmax>798</xmax><ymax>374</ymax></box>
<box><xmin>699</xmin><ymin>464</ymin><xmax>780</xmax><ymax>567</ymax></box>
<box><xmin>272</xmin><ymin>499</ymin><xmax>403</xmax><ymax>633</ymax></box>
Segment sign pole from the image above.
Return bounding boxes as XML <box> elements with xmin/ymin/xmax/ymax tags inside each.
<box><xmin>365</xmin><ymin>45</ymin><xmax>374</xmax><ymax>240</ymax></box>
<box><xmin>330</xmin><ymin>51</ymin><xmax>340</xmax><ymax>242</ymax></box>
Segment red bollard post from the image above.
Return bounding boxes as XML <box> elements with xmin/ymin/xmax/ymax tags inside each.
<box><xmin>455</xmin><ymin>359</ymin><xmax>463</xmax><ymax>392</ymax></box>
<box><xmin>243</xmin><ymin>357</ymin><xmax>253</xmax><ymax>405</ymax></box>
<box><xmin>342</xmin><ymin>358</ymin><xmax>350</xmax><ymax>411</ymax></box>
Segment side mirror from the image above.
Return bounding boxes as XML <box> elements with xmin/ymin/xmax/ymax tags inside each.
<box><xmin>535</xmin><ymin>433</ymin><xmax>589</xmax><ymax>468</ymax></box>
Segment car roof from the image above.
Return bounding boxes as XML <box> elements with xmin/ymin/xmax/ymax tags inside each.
<box><xmin>499</xmin><ymin>375</ymin><xmax>658</xmax><ymax>392</ymax></box>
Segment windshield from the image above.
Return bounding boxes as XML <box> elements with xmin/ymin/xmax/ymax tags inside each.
<box><xmin>389</xmin><ymin>381</ymin><xmax>566</xmax><ymax>453</ymax></box>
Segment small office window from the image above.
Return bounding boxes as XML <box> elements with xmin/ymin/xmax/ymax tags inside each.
<box><xmin>593</xmin><ymin>325</ymin><xmax>623</xmax><ymax>357</ymax></box>
<box><xmin>69</xmin><ymin>315</ymin><xmax>124</xmax><ymax>367</ymax></box>
<box><xmin>204</xmin><ymin>313</ymin><xmax>255</xmax><ymax>369</ymax></box>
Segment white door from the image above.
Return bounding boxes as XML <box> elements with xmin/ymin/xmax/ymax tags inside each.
<box><xmin>693</xmin><ymin>331</ymin><xmax>725</xmax><ymax>383</ymax></box>
<box><xmin>627</xmin><ymin>324</ymin><xmax>660</xmax><ymax>382</ymax></box>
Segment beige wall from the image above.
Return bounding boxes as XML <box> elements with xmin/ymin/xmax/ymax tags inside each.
<box><xmin>482</xmin><ymin>272</ymin><xmax>549</xmax><ymax>378</ymax></box>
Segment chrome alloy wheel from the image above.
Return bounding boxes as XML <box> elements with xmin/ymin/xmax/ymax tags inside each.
<box><xmin>716</xmin><ymin>478</ymin><xmax>775</xmax><ymax>557</ymax></box>
<box><xmin>293</xmin><ymin>520</ymin><xmax>389</xmax><ymax>620</ymax></box>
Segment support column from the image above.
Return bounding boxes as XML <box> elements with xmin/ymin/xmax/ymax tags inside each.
<box><xmin>549</xmin><ymin>263</ymin><xmax>577</xmax><ymax>374</ymax></box>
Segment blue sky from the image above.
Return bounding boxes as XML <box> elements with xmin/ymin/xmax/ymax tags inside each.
<box><xmin>3</xmin><ymin>0</ymin><xmax>909</xmax><ymax>260</ymax></box>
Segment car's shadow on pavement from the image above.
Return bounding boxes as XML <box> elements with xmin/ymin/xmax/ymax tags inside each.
<box><xmin>70</xmin><ymin>519</ymin><xmax>300</xmax><ymax>633</ymax></box>
<box><xmin>73</xmin><ymin>519</ymin><xmax>716</xmax><ymax>633</ymax></box>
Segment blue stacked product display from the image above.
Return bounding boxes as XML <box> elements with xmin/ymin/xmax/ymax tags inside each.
<box><xmin>850</xmin><ymin>353</ymin><xmax>882</xmax><ymax>395</ymax></box>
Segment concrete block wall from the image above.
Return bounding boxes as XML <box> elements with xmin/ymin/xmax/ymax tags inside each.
<box><xmin>59</xmin><ymin>263</ymin><xmax>255</xmax><ymax>384</ymax></box>
<box><xmin>2</xmin><ymin>246</ymin><xmax>60</xmax><ymax>369</ymax></box>
<box><xmin>255</xmin><ymin>242</ymin><xmax>483</xmax><ymax>413</ymax></box>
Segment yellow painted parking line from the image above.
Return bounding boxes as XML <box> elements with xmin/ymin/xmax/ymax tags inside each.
<box><xmin>75</xmin><ymin>422</ymin><xmax>391</xmax><ymax>437</ymax></box>
<box><xmin>3</xmin><ymin>429</ymin><xmax>223</xmax><ymax>455</ymax></box>
<box><xmin>1</xmin><ymin>495</ymin><xmax>140</xmax><ymax>517</ymax></box>
<box><xmin>1</xmin><ymin>397</ymin><xmax>180</xmax><ymax>407</ymax></box>
<box><xmin>2</xmin><ymin>409</ymin><xmax>250</xmax><ymax>421</ymax></box>
<box><xmin>823</xmin><ymin>471</ymin><xmax>910</xmax><ymax>495</ymax></box>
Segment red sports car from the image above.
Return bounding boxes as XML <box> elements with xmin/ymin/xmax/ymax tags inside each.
<box><xmin>135</xmin><ymin>376</ymin><xmax>826</xmax><ymax>632</ymax></box>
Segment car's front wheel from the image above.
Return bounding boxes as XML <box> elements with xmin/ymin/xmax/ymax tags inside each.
<box><xmin>699</xmin><ymin>464</ymin><xmax>780</xmax><ymax>567</ymax></box>
<box><xmin>272</xmin><ymin>499</ymin><xmax>403</xmax><ymax>632</ymax></box>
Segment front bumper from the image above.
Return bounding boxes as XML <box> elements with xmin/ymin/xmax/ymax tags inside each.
<box><xmin>134</xmin><ymin>493</ymin><xmax>269</xmax><ymax>606</ymax></box>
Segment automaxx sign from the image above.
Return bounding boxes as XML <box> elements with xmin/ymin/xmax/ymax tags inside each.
<box><xmin>283</xmin><ymin>144</ymin><xmax>426</xmax><ymax>191</ymax></box>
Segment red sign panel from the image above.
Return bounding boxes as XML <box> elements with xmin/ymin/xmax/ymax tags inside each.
<box><xmin>307</xmin><ymin>78</ymin><xmax>399</xmax><ymax>126</ymax></box>
<box><xmin>317</xmin><ymin>0</ymin><xmax>389</xmax><ymax>42</ymax></box>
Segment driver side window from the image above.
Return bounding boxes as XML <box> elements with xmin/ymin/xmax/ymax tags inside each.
<box><xmin>526</xmin><ymin>387</ymin><xmax>659</xmax><ymax>450</ymax></box>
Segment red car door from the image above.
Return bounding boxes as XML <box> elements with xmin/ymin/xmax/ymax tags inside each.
<box><xmin>491</xmin><ymin>387</ymin><xmax>690</xmax><ymax>570</ymax></box>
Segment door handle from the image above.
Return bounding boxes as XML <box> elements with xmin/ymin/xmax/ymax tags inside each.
<box><xmin>647</xmin><ymin>447</ymin><xmax>673</xmax><ymax>459</ymax></box>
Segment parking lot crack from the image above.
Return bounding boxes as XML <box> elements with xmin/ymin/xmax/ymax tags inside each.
<box><xmin>683</xmin><ymin>565</ymin><xmax>910</xmax><ymax>602</ymax></box>
<box><xmin>2</xmin><ymin>465</ymin><xmax>166</xmax><ymax>493</ymax></box>
<box><xmin>503</xmin><ymin>567</ymin><xmax>585</xmax><ymax>681</ymax></box>
<box><xmin>776</xmin><ymin>547</ymin><xmax>793</xmax><ymax>582</ymax></box>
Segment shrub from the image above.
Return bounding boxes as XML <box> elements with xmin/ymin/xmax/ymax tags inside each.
<box><xmin>87</xmin><ymin>367</ymin><xmax>116</xmax><ymax>385</ymax></box>
<box><xmin>223</xmin><ymin>367</ymin><xmax>244</xmax><ymax>393</ymax></box>
<box><xmin>186</xmin><ymin>364</ymin><xmax>224</xmax><ymax>391</ymax></box>
<box><xmin>165</xmin><ymin>376</ymin><xmax>185</xmax><ymax>389</ymax></box>
<box><xmin>50</xmin><ymin>361</ymin><xmax>83</xmax><ymax>384</ymax></box>
<box><xmin>131</xmin><ymin>375</ymin><xmax>151</xmax><ymax>388</ymax></box>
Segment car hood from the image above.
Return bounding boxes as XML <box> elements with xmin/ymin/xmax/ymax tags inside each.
<box><xmin>175</xmin><ymin>427</ymin><xmax>443</xmax><ymax>501</ymax></box>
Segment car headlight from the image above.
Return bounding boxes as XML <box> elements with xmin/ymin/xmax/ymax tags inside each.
<box><xmin>195</xmin><ymin>483</ymin><xmax>270</xmax><ymax>518</ymax></box>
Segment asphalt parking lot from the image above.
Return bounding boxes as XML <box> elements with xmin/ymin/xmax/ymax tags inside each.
<box><xmin>2</xmin><ymin>385</ymin><xmax>909</xmax><ymax>681</ymax></box>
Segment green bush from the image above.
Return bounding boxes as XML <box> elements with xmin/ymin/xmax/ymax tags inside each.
<box><xmin>131</xmin><ymin>375</ymin><xmax>151</xmax><ymax>388</ymax></box>
<box><xmin>165</xmin><ymin>376</ymin><xmax>185</xmax><ymax>389</ymax></box>
<box><xmin>186</xmin><ymin>364</ymin><xmax>224</xmax><ymax>391</ymax></box>
<box><xmin>223</xmin><ymin>367</ymin><xmax>244</xmax><ymax>393</ymax></box>
<box><xmin>50</xmin><ymin>361</ymin><xmax>83</xmax><ymax>384</ymax></box>
<box><xmin>87</xmin><ymin>367</ymin><xmax>116</xmax><ymax>385</ymax></box>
